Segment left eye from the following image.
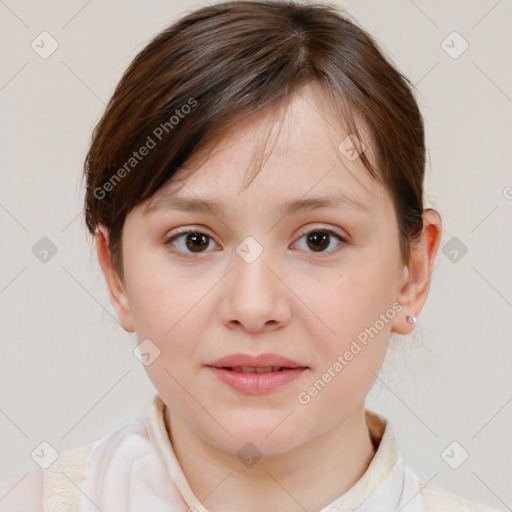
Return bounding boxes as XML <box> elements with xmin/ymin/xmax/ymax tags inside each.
<box><xmin>293</xmin><ymin>229</ymin><xmax>346</xmax><ymax>257</ymax></box>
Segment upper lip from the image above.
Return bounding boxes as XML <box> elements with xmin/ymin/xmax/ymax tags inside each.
<box><xmin>205</xmin><ymin>353</ymin><xmax>307</xmax><ymax>369</ymax></box>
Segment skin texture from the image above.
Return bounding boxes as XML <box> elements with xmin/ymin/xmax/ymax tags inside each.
<box><xmin>96</xmin><ymin>82</ymin><xmax>442</xmax><ymax>512</ymax></box>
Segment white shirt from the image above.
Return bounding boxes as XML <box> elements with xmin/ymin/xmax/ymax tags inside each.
<box><xmin>0</xmin><ymin>394</ymin><xmax>501</xmax><ymax>511</ymax></box>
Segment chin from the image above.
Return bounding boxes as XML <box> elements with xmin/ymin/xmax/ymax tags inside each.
<box><xmin>203</xmin><ymin>420</ymin><xmax>304</xmax><ymax>456</ymax></box>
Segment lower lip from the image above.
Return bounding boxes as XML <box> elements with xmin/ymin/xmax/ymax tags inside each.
<box><xmin>206</xmin><ymin>367</ymin><xmax>307</xmax><ymax>394</ymax></box>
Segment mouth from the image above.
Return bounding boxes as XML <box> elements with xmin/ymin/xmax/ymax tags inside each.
<box><xmin>218</xmin><ymin>366</ymin><xmax>297</xmax><ymax>373</ymax></box>
<box><xmin>205</xmin><ymin>352</ymin><xmax>308</xmax><ymax>370</ymax></box>
<box><xmin>204</xmin><ymin>353</ymin><xmax>309</xmax><ymax>393</ymax></box>
<box><xmin>205</xmin><ymin>357</ymin><xmax>308</xmax><ymax>394</ymax></box>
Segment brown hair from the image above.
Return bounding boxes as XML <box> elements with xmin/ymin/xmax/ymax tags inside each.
<box><xmin>83</xmin><ymin>0</ymin><xmax>425</xmax><ymax>278</ymax></box>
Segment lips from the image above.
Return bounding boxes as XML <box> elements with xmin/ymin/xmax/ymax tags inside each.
<box><xmin>205</xmin><ymin>352</ymin><xmax>307</xmax><ymax>371</ymax></box>
<box><xmin>205</xmin><ymin>359</ymin><xmax>307</xmax><ymax>395</ymax></box>
<box><xmin>204</xmin><ymin>353</ymin><xmax>308</xmax><ymax>393</ymax></box>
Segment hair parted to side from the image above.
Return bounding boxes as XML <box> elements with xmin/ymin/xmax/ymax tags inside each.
<box><xmin>83</xmin><ymin>0</ymin><xmax>426</xmax><ymax>279</ymax></box>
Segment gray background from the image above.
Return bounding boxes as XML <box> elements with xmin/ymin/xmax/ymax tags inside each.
<box><xmin>1</xmin><ymin>0</ymin><xmax>511</xmax><ymax>510</ymax></box>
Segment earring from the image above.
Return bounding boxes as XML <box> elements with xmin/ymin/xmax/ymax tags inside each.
<box><xmin>406</xmin><ymin>315</ymin><xmax>416</xmax><ymax>325</ymax></box>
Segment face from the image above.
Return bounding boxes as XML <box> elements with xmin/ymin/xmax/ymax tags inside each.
<box><xmin>100</xmin><ymin>82</ymin><xmax>414</xmax><ymax>456</ymax></box>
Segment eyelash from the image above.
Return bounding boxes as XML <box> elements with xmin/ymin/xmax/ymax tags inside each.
<box><xmin>164</xmin><ymin>227</ymin><xmax>347</xmax><ymax>260</ymax></box>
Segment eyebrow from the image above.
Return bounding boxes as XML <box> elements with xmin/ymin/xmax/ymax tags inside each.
<box><xmin>145</xmin><ymin>193</ymin><xmax>369</xmax><ymax>218</ymax></box>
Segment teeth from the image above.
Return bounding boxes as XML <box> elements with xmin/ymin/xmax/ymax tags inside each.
<box><xmin>230</xmin><ymin>366</ymin><xmax>283</xmax><ymax>373</ymax></box>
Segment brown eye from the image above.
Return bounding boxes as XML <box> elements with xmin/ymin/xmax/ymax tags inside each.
<box><xmin>184</xmin><ymin>232</ymin><xmax>210</xmax><ymax>252</ymax></box>
<box><xmin>294</xmin><ymin>229</ymin><xmax>346</xmax><ymax>257</ymax></box>
<box><xmin>306</xmin><ymin>231</ymin><xmax>330</xmax><ymax>252</ymax></box>
<box><xmin>165</xmin><ymin>229</ymin><xmax>217</xmax><ymax>257</ymax></box>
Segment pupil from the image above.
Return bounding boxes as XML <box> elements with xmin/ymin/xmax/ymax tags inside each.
<box><xmin>308</xmin><ymin>232</ymin><xmax>328</xmax><ymax>252</ymax></box>
<box><xmin>186</xmin><ymin>233</ymin><xmax>208</xmax><ymax>252</ymax></box>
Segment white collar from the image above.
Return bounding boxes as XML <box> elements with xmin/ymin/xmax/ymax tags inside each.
<box><xmin>81</xmin><ymin>394</ymin><xmax>423</xmax><ymax>512</ymax></box>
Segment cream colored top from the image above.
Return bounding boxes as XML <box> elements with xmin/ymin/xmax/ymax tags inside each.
<box><xmin>0</xmin><ymin>394</ymin><xmax>502</xmax><ymax>511</ymax></box>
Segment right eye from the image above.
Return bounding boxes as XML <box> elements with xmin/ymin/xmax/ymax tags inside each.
<box><xmin>164</xmin><ymin>229</ymin><xmax>219</xmax><ymax>258</ymax></box>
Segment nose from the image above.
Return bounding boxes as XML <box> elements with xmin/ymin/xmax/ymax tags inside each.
<box><xmin>218</xmin><ymin>246</ymin><xmax>291</xmax><ymax>333</ymax></box>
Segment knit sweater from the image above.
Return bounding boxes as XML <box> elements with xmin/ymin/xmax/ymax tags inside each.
<box><xmin>0</xmin><ymin>394</ymin><xmax>502</xmax><ymax>511</ymax></box>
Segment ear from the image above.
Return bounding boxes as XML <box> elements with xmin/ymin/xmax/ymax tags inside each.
<box><xmin>95</xmin><ymin>225</ymin><xmax>135</xmax><ymax>333</ymax></box>
<box><xmin>392</xmin><ymin>209</ymin><xmax>442</xmax><ymax>334</ymax></box>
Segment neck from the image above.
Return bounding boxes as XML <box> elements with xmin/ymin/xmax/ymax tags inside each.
<box><xmin>165</xmin><ymin>406</ymin><xmax>377</xmax><ymax>512</ymax></box>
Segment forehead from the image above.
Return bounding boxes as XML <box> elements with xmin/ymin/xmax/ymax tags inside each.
<box><xmin>143</xmin><ymin>82</ymin><xmax>388</xmax><ymax>216</ymax></box>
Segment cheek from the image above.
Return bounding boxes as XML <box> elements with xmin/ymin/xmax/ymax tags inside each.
<box><xmin>125</xmin><ymin>255</ymin><xmax>215</xmax><ymax>376</ymax></box>
<box><xmin>298</xmin><ymin>254</ymin><xmax>397</xmax><ymax>380</ymax></box>
<box><xmin>124</xmin><ymin>245</ymin><xmax>198</xmax><ymax>335</ymax></box>
<box><xmin>310</xmin><ymin>264</ymin><xmax>396</xmax><ymax>341</ymax></box>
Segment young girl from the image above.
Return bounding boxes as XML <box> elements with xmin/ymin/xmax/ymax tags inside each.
<box><xmin>0</xmin><ymin>1</ymin><xmax>503</xmax><ymax>510</ymax></box>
